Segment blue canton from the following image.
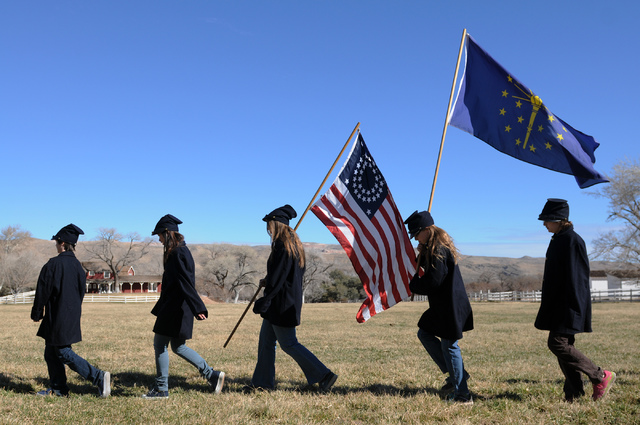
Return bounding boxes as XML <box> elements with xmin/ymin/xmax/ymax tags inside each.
<box><xmin>339</xmin><ymin>134</ymin><xmax>388</xmax><ymax>218</ymax></box>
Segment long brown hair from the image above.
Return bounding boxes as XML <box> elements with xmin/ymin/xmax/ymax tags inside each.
<box><xmin>55</xmin><ymin>239</ymin><xmax>75</xmax><ymax>252</ymax></box>
<box><xmin>160</xmin><ymin>230</ymin><xmax>185</xmax><ymax>263</ymax></box>
<box><xmin>558</xmin><ymin>219</ymin><xmax>573</xmax><ymax>232</ymax></box>
<box><xmin>267</xmin><ymin>220</ymin><xmax>305</xmax><ymax>268</ymax></box>
<box><xmin>420</xmin><ymin>225</ymin><xmax>460</xmax><ymax>266</ymax></box>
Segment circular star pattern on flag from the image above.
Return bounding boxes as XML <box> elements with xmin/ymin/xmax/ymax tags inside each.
<box><xmin>346</xmin><ymin>149</ymin><xmax>387</xmax><ymax>217</ymax></box>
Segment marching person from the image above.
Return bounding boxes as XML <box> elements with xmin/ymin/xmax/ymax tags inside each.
<box><xmin>535</xmin><ymin>198</ymin><xmax>615</xmax><ymax>401</ymax></box>
<box><xmin>31</xmin><ymin>224</ymin><xmax>111</xmax><ymax>398</ymax></box>
<box><xmin>404</xmin><ymin>211</ymin><xmax>474</xmax><ymax>404</ymax></box>
<box><xmin>142</xmin><ymin>214</ymin><xmax>225</xmax><ymax>399</ymax></box>
<box><xmin>245</xmin><ymin>205</ymin><xmax>338</xmax><ymax>392</ymax></box>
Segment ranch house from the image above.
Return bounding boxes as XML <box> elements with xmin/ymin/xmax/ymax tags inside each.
<box><xmin>84</xmin><ymin>263</ymin><xmax>162</xmax><ymax>293</ymax></box>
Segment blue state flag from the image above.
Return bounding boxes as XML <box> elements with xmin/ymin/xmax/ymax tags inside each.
<box><xmin>449</xmin><ymin>35</ymin><xmax>608</xmax><ymax>188</ymax></box>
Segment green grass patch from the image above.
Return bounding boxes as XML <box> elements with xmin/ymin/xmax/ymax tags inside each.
<box><xmin>0</xmin><ymin>302</ymin><xmax>638</xmax><ymax>424</ymax></box>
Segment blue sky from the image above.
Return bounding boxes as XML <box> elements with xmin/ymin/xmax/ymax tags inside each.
<box><xmin>2</xmin><ymin>1</ymin><xmax>638</xmax><ymax>258</ymax></box>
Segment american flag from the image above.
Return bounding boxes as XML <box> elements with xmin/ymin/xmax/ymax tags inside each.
<box><xmin>311</xmin><ymin>133</ymin><xmax>416</xmax><ymax>322</ymax></box>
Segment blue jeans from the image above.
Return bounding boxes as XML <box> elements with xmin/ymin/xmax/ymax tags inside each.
<box><xmin>153</xmin><ymin>333</ymin><xmax>215</xmax><ymax>391</ymax></box>
<box><xmin>417</xmin><ymin>329</ymin><xmax>470</xmax><ymax>397</ymax></box>
<box><xmin>251</xmin><ymin>319</ymin><xmax>330</xmax><ymax>389</ymax></box>
<box><xmin>44</xmin><ymin>345</ymin><xmax>105</xmax><ymax>394</ymax></box>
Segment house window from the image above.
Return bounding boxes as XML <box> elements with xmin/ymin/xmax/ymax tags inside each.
<box><xmin>104</xmin><ymin>271</ymin><xmax>111</xmax><ymax>279</ymax></box>
<box><xmin>88</xmin><ymin>271</ymin><xmax>95</xmax><ymax>277</ymax></box>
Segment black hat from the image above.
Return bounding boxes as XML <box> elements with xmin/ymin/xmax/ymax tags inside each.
<box><xmin>538</xmin><ymin>198</ymin><xmax>569</xmax><ymax>221</ymax></box>
<box><xmin>263</xmin><ymin>204</ymin><xmax>297</xmax><ymax>226</ymax></box>
<box><xmin>403</xmin><ymin>210</ymin><xmax>434</xmax><ymax>239</ymax></box>
<box><xmin>52</xmin><ymin>224</ymin><xmax>84</xmax><ymax>244</ymax></box>
<box><xmin>152</xmin><ymin>214</ymin><xmax>183</xmax><ymax>235</ymax></box>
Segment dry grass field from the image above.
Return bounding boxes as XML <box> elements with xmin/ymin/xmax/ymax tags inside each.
<box><xmin>0</xmin><ymin>301</ymin><xmax>638</xmax><ymax>424</ymax></box>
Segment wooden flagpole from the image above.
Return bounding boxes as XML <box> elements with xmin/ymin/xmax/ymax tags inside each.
<box><xmin>427</xmin><ymin>28</ymin><xmax>467</xmax><ymax>212</ymax></box>
<box><xmin>223</xmin><ymin>122</ymin><xmax>361</xmax><ymax>348</ymax></box>
<box><xmin>293</xmin><ymin>121</ymin><xmax>361</xmax><ymax>231</ymax></box>
<box><xmin>411</xmin><ymin>30</ymin><xmax>467</xmax><ymax>301</ymax></box>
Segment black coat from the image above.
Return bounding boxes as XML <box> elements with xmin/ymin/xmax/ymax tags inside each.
<box><xmin>31</xmin><ymin>251</ymin><xmax>86</xmax><ymax>346</ymax></box>
<box><xmin>151</xmin><ymin>243</ymin><xmax>207</xmax><ymax>339</ymax></box>
<box><xmin>253</xmin><ymin>239</ymin><xmax>303</xmax><ymax>327</ymax></box>
<box><xmin>535</xmin><ymin>225</ymin><xmax>592</xmax><ymax>334</ymax></box>
<box><xmin>409</xmin><ymin>247</ymin><xmax>473</xmax><ymax>340</ymax></box>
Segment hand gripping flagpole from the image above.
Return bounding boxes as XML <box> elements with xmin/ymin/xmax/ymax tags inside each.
<box><xmin>411</xmin><ymin>30</ymin><xmax>467</xmax><ymax>302</ymax></box>
<box><xmin>427</xmin><ymin>28</ymin><xmax>467</xmax><ymax>212</ymax></box>
<box><xmin>223</xmin><ymin>122</ymin><xmax>361</xmax><ymax>348</ymax></box>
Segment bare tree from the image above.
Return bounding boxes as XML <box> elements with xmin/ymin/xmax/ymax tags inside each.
<box><xmin>84</xmin><ymin>228</ymin><xmax>153</xmax><ymax>293</ymax></box>
<box><xmin>591</xmin><ymin>158</ymin><xmax>640</xmax><ymax>266</ymax></box>
<box><xmin>302</xmin><ymin>253</ymin><xmax>332</xmax><ymax>303</ymax></box>
<box><xmin>199</xmin><ymin>245</ymin><xmax>262</xmax><ymax>303</ymax></box>
<box><xmin>0</xmin><ymin>251</ymin><xmax>41</xmax><ymax>294</ymax></box>
<box><xmin>0</xmin><ymin>225</ymin><xmax>32</xmax><ymax>255</ymax></box>
<box><xmin>0</xmin><ymin>225</ymin><xmax>35</xmax><ymax>294</ymax></box>
<box><xmin>496</xmin><ymin>271</ymin><xmax>514</xmax><ymax>291</ymax></box>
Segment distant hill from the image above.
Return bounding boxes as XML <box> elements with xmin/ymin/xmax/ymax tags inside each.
<box><xmin>21</xmin><ymin>238</ymin><xmax>627</xmax><ymax>287</ymax></box>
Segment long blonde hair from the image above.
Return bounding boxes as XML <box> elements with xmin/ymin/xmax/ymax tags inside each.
<box><xmin>267</xmin><ymin>220</ymin><xmax>305</xmax><ymax>268</ymax></box>
<box><xmin>420</xmin><ymin>225</ymin><xmax>460</xmax><ymax>266</ymax></box>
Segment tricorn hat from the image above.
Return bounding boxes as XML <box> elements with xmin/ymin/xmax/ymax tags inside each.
<box><xmin>403</xmin><ymin>210</ymin><xmax>434</xmax><ymax>239</ymax></box>
<box><xmin>263</xmin><ymin>204</ymin><xmax>297</xmax><ymax>226</ymax></box>
<box><xmin>52</xmin><ymin>223</ymin><xmax>84</xmax><ymax>244</ymax></box>
<box><xmin>538</xmin><ymin>198</ymin><xmax>569</xmax><ymax>222</ymax></box>
<box><xmin>152</xmin><ymin>214</ymin><xmax>183</xmax><ymax>235</ymax></box>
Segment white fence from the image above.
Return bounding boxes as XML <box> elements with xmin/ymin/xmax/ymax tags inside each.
<box><xmin>467</xmin><ymin>290</ymin><xmax>543</xmax><ymax>302</ymax></box>
<box><xmin>411</xmin><ymin>288</ymin><xmax>640</xmax><ymax>303</ymax></box>
<box><xmin>0</xmin><ymin>293</ymin><xmax>160</xmax><ymax>305</ymax></box>
<box><xmin>3</xmin><ymin>289</ymin><xmax>639</xmax><ymax>305</ymax></box>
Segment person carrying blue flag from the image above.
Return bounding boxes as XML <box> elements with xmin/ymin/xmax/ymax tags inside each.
<box><xmin>404</xmin><ymin>211</ymin><xmax>474</xmax><ymax>404</ymax></box>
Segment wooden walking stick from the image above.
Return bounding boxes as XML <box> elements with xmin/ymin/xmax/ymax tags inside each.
<box><xmin>223</xmin><ymin>280</ymin><xmax>265</xmax><ymax>348</ymax></box>
<box><xmin>223</xmin><ymin>123</ymin><xmax>361</xmax><ymax>348</ymax></box>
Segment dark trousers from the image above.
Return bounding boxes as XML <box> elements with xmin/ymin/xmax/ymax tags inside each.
<box><xmin>547</xmin><ymin>333</ymin><xmax>604</xmax><ymax>400</ymax></box>
<box><xmin>44</xmin><ymin>345</ymin><xmax>103</xmax><ymax>394</ymax></box>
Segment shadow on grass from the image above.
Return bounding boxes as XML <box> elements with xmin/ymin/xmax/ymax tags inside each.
<box><xmin>2</xmin><ymin>371</ymin><xmax>220</xmax><ymax>398</ymax></box>
<box><xmin>114</xmin><ymin>371</ymin><xmax>216</xmax><ymax>396</ymax></box>
<box><xmin>473</xmin><ymin>391</ymin><xmax>523</xmax><ymax>402</ymax></box>
<box><xmin>224</xmin><ymin>376</ymin><xmax>443</xmax><ymax>397</ymax></box>
<box><xmin>0</xmin><ymin>373</ymin><xmax>35</xmax><ymax>394</ymax></box>
<box><xmin>505</xmin><ymin>378</ymin><xmax>540</xmax><ymax>384</ymax></box>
